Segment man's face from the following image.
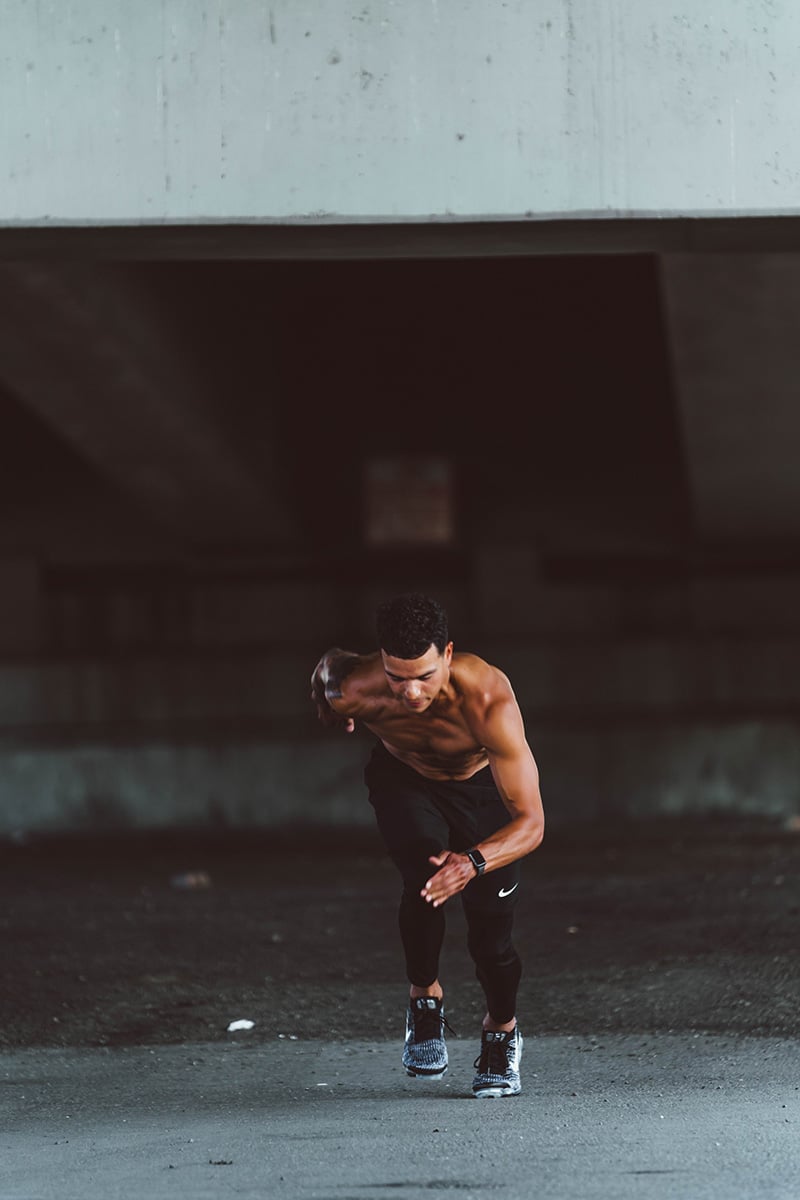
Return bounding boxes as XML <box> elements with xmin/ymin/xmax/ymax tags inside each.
<box><xmin>381</xmin><ymin>642</ymin><xmax>453</xmax><ymax>713</ymax></box>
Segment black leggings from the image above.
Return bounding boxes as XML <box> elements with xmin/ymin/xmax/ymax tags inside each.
<box><xmin>365</xmin><ymin>742</ymin><xmax>522</xmax><ymax>1024</ymax></box>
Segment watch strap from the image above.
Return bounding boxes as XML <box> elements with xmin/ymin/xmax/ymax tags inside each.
<box><xmin>466</xmin><ymin>847</ymin><xmax>487</xmax><ymax>876</ymax></box>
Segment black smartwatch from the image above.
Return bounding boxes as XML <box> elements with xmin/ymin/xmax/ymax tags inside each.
<box><xmin>466</xmin><ymin>847</ymin><xmax>487</xmax><ymax>876</ymax></box>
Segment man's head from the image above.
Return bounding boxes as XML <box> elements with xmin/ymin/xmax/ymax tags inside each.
<box><xmin>375</xmin><ymin>593</ymin><xmax>452</xmax><ymax>712</ymax></box>
<box><xmin>375</xmin><ymin>593</ymin><xmax>449</xmax><ymax>659</ymax></box>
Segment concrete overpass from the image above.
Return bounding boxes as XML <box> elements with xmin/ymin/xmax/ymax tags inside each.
<box><xmin>1</xmin><ymin>2</ymin><xmax>800</xmax><ymax>833</ymax></box>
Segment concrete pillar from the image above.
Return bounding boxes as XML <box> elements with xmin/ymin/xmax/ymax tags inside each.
<box><xmin>660</xmin><ymin>254</ymin><xmax>800</xmax><ymax>545</ymax></box>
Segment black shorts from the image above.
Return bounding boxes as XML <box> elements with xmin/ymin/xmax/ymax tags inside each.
<box><xmin>364</xmin><ymin>740</ymin><xmax>521</xmax><ymax>915</ymax></box>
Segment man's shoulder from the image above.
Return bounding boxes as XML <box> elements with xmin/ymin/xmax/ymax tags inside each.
<box><xmin>451</xmin><ymin>652</ymin><xmax>511</xmax><ymax>697</ymax></box>
<box><xmin>452</xmin><ymin>654</ymin><xmax>524</xmax><ymax>749</ymax></box>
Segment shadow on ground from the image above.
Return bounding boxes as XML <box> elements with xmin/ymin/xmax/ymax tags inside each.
<box><xmin>2</xmin><ymin>815</ymin><xmax>798</xmax><ymax>1050</ymax></box>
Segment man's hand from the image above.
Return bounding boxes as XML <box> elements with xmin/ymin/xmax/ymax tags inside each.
<box><xmin>421</xmin><ymin>851</ymin><xmax>476</xmax><ymax>907</ymax></box>
<box><xmin>310</xmin><ymin>680</ymin><xmax>355</xmax><ymax>732</ymax></box>
<box><xmin>310</xmin><ymin>656</ymin><xmax>356</xmax><ymax>733</ymax></box>
<box><xmin>313</xmin><ymin>703</ymin><xmax>355</xmax><ymax>732</ymax></box>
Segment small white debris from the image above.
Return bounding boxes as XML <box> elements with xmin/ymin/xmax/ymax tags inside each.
<box><xmin>227</xmin><ymin>1019</ymin><xmax>255</xmax><ymax>1032</ymax></box>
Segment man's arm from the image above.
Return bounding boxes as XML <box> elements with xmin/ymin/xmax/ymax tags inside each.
<box><xmin>310</xmin><ymin>647</ymin><xmax>365</xmax><ymax>732</ymax></box>
<box><xmin>422</xmin><ymin>685</ymin><xmax>544</xmax><ymax>906</ymax></box>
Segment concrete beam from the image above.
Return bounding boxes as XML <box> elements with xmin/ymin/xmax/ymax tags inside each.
<box><xmin>5</xmin><ymin>218</ymin><xmax>800</xmax><ymax>263</ymax></box>
<box><xmin>2</xmin><ymin>2</ymin><xmax>800</xmax><ymax>224</ymax></box>
<box><xmin>660</xmin><ymin>254</ymin><xmax>800</xmax><ymax>545</ymax></box>
<box><xmin>0</xmin><ymin>263</ymin><xmax>295</xmax><ymax>545</ymax></box>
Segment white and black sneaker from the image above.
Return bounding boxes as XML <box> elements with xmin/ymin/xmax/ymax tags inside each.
<box><xmin>402</xmin><ymin>996</ymin><xmax>449</xmax><ymax>1079</ymax></box>
<box><xmin>472</xmin><ymin>1026</ymin><xmax>523</xmax><ymax>1098</ymax></box>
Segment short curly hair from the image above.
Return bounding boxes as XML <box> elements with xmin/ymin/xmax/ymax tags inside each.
<box><xmin>375</xmin><ymin>593</ymin><xmax>449</xmax><ymax>659</ymax></box>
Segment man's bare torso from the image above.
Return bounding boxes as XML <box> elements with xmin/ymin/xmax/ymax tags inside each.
<box><xmin>350</xmin><ymin>653</ymin><xmax>498</xmax><ymax>781</ymax></box>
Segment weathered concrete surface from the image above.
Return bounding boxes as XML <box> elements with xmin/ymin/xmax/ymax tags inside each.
<box><xmin>3</xmin><ymin>1</ymin><xmax>800</xmax><ymax>223</ymax></box>
<box><xmin>3</xmin><ymin>719</ymin><xmax>800</xmax><ymax>835</ymax></box>
<box><xmin>5</xmin><ymin>632</ymin><xmax>800</xmax><ymax>832</ymax></box>
<box><xmin>2</xmin><ymin>1036</ymin><xmax>798</xmax><ymax>1200</ymax></box>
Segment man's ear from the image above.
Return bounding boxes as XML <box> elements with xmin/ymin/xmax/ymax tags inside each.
<box><xmin>444</xmin><ymin>641</ymin><xmax>454</xmax><ymax>665</ymax></box>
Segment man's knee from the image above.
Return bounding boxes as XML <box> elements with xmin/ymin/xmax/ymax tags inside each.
<box><xmin>466</xmin><ymin>913</ymin><xmax>518</xmax><ymax>968</ymax></box>
<box><xmin>393</xmin><ymin>839</ymin><xmax>443</xmax><ymax>896</ymax></box>
<box><xmin>399</xmin><ymin>884</ymin><xmax>439</xmax><ymax>926</ymax></box>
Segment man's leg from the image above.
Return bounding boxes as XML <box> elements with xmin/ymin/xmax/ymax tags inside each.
<box><xmin>429</xmin><ymin>766</ymin><xmax>526</xmax><ymax>1097</ymax></box>
<box><xmin>462</xmin><ymin>863</ymin><xmax>524</xmax><ymax>1097</ymax></box>
<box><xmin>369</xmin><ymin>801</ymin><xmax>450</xmax><ymax>996</ymax></box>
<box><xmin>365</xmin><ymin>748</ymin><xmax>451</xmax><ymax>1076</ymax></box>
<box><xmin>461</xmin><ymin>862</ymin><xmax>523</xmax><ymax>1028</ymax></box>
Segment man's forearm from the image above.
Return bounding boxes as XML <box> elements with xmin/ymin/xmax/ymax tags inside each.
<box><xmin>421</xmin><ymin>813</ymin><xmax>544</xmax><ymax>907</ymax></box>
<box><xmin>473</xmin><ymin>813</ymin><xmax>544</xmax><ymax>873</ymax></box>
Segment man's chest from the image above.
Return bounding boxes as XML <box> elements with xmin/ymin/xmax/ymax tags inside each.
<box><xmin>363</xmin><ymin>709</ymin><xmax>481</xmax><ymax>757</ymax></box>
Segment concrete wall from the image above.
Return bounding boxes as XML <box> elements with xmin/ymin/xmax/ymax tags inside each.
<box><xmin>4</xmin><ymin>573</ymin><xmax>800</xmax><ymax>836</ymax></box>
<box><xmin>3</xmin><ymin>1</ymin><xmax>800</xmax><ymax>225</ymax></box>
<box><xmin>4</xmin><ymin>718</ymin><xmax>800</xmax><ymax>838</ymax></box>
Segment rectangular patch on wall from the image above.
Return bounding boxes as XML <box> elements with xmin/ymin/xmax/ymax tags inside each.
<box><xmin>365</xmin><ymin>457</ymin><xmax>454</xmax><ymax>546</ymax></box>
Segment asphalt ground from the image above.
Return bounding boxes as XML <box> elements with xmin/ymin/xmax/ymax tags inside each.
<box><xmin>2</xmin><ymin>815</ymin><xmax>799</xmax><ymax>1198</ymax></box>
<box><xmin>3</xmin><ymin>1034</ymin><xmax>798</xmax><ymax>1199</ymax></box>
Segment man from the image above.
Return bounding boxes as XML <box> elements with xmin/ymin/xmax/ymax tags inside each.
<box><xmin>310</xmin><ymin>593</ymin><xmax>544</xmax><ymax>1097</ymax></box>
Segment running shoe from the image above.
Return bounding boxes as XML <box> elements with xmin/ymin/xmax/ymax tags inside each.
<box><xmin>402</xmin><ymin>996</ymin><xmax>449</xmax><ymax>1079</ymax></box>
<box><xmin>472</xmin><ymin>1026</ymin><xmax>523</xmax><ymax>1097</ymax></box>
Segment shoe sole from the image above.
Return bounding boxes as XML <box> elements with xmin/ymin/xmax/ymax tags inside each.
<box><xmin>472</xmin><ymin>1083</ymin><xmax>521</xmax><ymax>1098</ymax></box>
<box><xmin>405</xmin><ymin>1066</ymin><xmax>448</xmax><ymax>1080</ymax></box>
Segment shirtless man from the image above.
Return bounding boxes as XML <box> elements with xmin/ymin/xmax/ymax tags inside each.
<box><xmin>311</xmin><ymin>592</ymin><xmax>544</xmax><ymax>1097</ymax></box>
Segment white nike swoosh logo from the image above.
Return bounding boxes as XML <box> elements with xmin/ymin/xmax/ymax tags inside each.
<box><xmin>498</xmin><ymin>884</ymin><xmax>519</xmax><ymax>898</ymax></box>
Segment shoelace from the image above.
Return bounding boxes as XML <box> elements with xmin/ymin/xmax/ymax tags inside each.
<box><xmin>412</xmin><ymin>1005</ymin><xmax>456</xmax><ymax>1042</ymax></box>
<box><xmin>474</xmin><ymin>1035</ymin><xmax>511</xmax><ymax>1075</ymax></box>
